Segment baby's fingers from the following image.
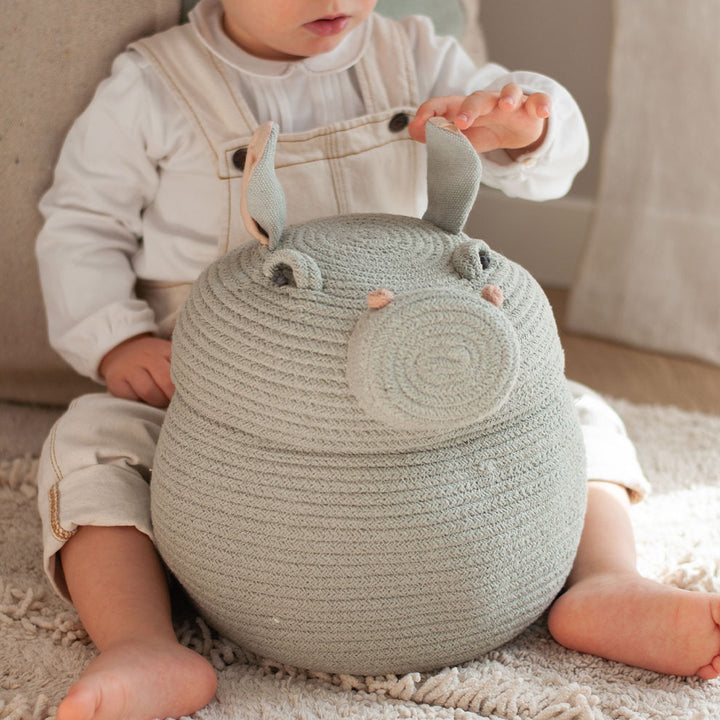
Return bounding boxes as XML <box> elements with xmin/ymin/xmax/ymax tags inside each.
<box><xmin>453</xmin><ymin>90</ymin><xmax>502</xmax><ymax>130</ymax></box>
<box><xmin>128</xmin><ymin>368</ymin><xmax>171</xmax><ymax>408</ymax></box>
<box><xmin>144</xmin><ymin>350</ymin><xmax>175</xmax><ymax>407</ymax></box>
<box><xmin>524</xmin><ymin>92</ymin><xmax>552</xmax><ymax>119</ymax></box>
<box><xmin>497</xmin><ymin>83</ymin><xmax>525</xmax><ymax>112</ymax></box>
<box><xmin>408</xmin><ymin>96</ymin><xmax>462</xmax><ymax>142</ymax></box>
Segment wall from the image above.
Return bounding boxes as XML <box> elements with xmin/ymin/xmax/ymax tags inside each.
<box><xmin>466</xmin><ymin>1</ymin><xmax>613</xmax><ymax>286</ymax></box>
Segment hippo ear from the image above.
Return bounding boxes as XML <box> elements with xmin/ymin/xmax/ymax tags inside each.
<box><xmin>422</xmin><ymin>117</ymin><xmax>481</xmax><ymax>235</ymax></box>
<box><xmin>240</xmin><ymin>122</ymin><xmax>286</xmax><ymax>249</ymax></box>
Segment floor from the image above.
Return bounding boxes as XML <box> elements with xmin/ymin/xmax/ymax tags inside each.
<box><xmin>546</xmin><ymin>288</ymin><xmax>720</xmax><ymax>415</ymax></box>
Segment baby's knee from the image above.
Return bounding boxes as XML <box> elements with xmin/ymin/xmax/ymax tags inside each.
<box><xmin>39</xmin><ymin>392</ymin><xmax>166</xmax><ymax>479</ymax></box>
<box><xmin>37</xmin><ymin>392</ymin><xmax>162</xmax><ymax>598</ymax></box>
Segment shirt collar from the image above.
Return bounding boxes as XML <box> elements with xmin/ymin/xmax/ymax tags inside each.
<box><xmin>189</xmin><ymin>0</ymin><xmax>371</xmax><ymax>78</ymax></box>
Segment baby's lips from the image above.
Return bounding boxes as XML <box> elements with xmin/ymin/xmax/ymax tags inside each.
<box><xmin>303</xmin><ymin>15</ymin><xmax>350</xmax><ymax>36</ymax></box>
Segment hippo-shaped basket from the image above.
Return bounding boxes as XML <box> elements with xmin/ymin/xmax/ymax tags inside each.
<box><xmin>151</xmin><ymin>119</ymin><xmax>587</xmax><ymax>675</ymax></box>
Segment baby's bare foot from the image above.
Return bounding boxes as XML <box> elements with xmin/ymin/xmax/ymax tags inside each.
<box><xmin>56</xmin><ymin>637</ymin><xmax>217</xmax><ymax>720</ymax></box>
<box><xmin>547</xmin><ymin>573</ymin><xmax>720</xmax><ymax>678</ymax></box>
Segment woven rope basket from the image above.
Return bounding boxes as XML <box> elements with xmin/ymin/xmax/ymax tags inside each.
<box><xmin>151</xmin><ymin>121</ymin><xmax>586</xmax><ymax>674</ymax></box>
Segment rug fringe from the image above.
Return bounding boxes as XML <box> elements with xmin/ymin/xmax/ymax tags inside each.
<box><xmin>0</xmin><ymin>581</ymin><xmax>88</xmax><ymax>649</ymax></box>
<box><xmin>0</xmin><ymin>694</ymin><xmax>53</xmax><ymax>720</ymax></box>
<box><xmin>173</xmin><ymin>615</ymin><xmax>605</xmax><ymax>720</ymax></box>
<box><xmin>0</xmin><ymin>457</ymin><xmax>38</xmax><ymax>496</ymax></box>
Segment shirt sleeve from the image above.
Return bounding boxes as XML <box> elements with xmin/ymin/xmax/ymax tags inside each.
<box><xmin>400</xmin><ymin>14</ymin><xmax>590</xmax><ymax>201</ymax></box>
<box><xmin>36</xmin><ymin>52</ymin><xmax>163</xmax><ymax>382</ymax></box>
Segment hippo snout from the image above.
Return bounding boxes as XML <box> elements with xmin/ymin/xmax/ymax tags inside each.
<box><xmin>346</xmin><ymin>287</ymin><xmax>520</xmax><ymax>432</ymax></box>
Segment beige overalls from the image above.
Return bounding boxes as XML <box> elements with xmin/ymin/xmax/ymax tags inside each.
<box><xmin>37</xmin><ymin>14</ymin><xmax>429</xmax><ymax>599</ymax></box>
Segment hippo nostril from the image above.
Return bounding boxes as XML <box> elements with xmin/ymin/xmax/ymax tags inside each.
<box><xmin>367</xmin><ymin>289</ymin><xmax>394</xmax><ymax>309</ymax></box>
<box><xmin>481</xmin><ymin>285</ymin><xmax>504</xmax><ymax>308</ymax></box>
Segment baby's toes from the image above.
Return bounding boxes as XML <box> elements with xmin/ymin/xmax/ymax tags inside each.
<box><xmin>696</xmin><ymin>654</ymin><xmax>720</xmax><ymax>680</ymax></box>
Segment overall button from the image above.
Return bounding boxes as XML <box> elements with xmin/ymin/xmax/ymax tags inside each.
<box><xmin>232</xmin><ymin>147</ymin><xmax>248</xmax><ymax>171</ymax></box>
<box><xmin>388</xmin><ymin>113</ymin><xmax>410</xmax><ymax>132</ymax></box>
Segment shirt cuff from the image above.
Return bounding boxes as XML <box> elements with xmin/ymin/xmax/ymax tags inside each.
<box><xmin>568</xmin><ymin>380</ymin><xmax>651</xmax><ymax>503</ymax></box>
<box><xmin>478</xmin><ymin>71</ymin><xmax>589</xmax><ymax>200</ymax></box>
<box><xmin>50</xmin><ymin>300</ymin><xmax>159</xmax><ymax>383</ymax></box>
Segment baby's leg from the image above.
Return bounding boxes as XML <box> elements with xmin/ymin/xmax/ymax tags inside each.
<box><xmin>547</xmin><ymin>480</ymin><xmax>720</xmax><ymax>678</ymax></box>
<box><xmin>37</xmin><ymin>394</ymin><xmax>216</xmax><ymax>720</ymax></box>
<box><xmin>57</xmin><ymin>526</ymin><xmax>217</xmax><ymax>720</ymax></box>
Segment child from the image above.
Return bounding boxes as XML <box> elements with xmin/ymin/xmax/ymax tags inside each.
<box><xmin>35</xmin><ymin>1</ymin><xmax>720</xmax><ymax>719</ymax></box>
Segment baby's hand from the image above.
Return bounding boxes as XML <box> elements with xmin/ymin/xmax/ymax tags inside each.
<box><xmin>99</xmin><ymin>334</ymin><xmax>175</xmax><ymax>408</ymax></box>
<box><xmin>408</xmin><ymin>83</ymin><xmax>550</xmax><ymax>158</ymax></box>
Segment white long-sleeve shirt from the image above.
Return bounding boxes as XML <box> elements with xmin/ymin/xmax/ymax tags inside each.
<box><xmin>36</xmin><ymin>1</ymin><xmax>589</xmax><ymax>381</ymax></box>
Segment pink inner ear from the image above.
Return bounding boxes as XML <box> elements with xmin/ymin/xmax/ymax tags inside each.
<box><xmin>240</xmin><ymin>122</ymin><xmax>275</xmax><ymax>246</ymax></box>
<box><xmin>428</xmin><ymin>116</ymin><xmax>463</xmax><ymax>135</ymax></box>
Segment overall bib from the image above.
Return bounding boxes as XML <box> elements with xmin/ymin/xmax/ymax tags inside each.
<box><xmin>132</xmin><ymin>14</ymin><xmax>425</xmax><ymax>335</ymax></box>
<box><xmin>37</xmin><ymin>14</ymin><xmax>427</xmax><ymax>598</ymax></box>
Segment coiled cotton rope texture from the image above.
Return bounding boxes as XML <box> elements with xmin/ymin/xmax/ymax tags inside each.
<box><xmin>151</xmin><ymin>211</ymin><xmax>586</xmax><ymax>675</ymax></box>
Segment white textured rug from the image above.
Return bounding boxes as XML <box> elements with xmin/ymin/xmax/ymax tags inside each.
<box><xmin>2</xmin><ymin>399</ymin><xmax>720</xmax><ymax>720</ymax></box>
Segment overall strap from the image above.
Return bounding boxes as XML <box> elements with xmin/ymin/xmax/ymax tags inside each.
<box><xmin>354</xmin><ymin>14</ymin><xmax>420</xmax><ymax>114</ymax></box>
<box><xmin>131</xmin><ymin>24</ymin><xmax>256</xmax><ymax>179</ymax></box>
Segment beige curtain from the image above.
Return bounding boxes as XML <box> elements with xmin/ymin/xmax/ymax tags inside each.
<box><xmin>567</xmin><ymin>0</ymin><xmax>720</xmax><ymax>365</ymax></box>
